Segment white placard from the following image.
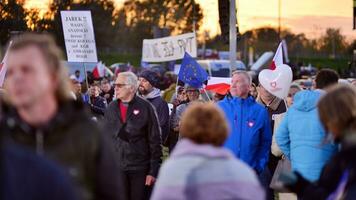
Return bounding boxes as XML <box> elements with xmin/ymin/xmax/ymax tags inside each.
<box><xmin>60</xmin><ymin>11</ymin><xmax>98</xmax><ymax>63</ymax></box>
<box><xmin>142</xmin><ymin>32</ymin><xmax>197</xmax><ymax>62</ymax></box>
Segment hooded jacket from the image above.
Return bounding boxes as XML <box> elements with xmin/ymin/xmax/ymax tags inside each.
<box><xmin>218</xmin><ymin>96</ymin><xmax>272</xmax><ymax>174</ymax></box>
<box><xmin>276</xmin><ymin>90</ymin><xmax>338</xmax><ymax>181</ymax></box>
<box><xmin>151</xmin><ymin>139</ymin><xmax>265</xmax><ymax>200</ymax></box>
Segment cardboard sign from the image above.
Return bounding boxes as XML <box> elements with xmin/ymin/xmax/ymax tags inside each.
<box><xmin>60</xmin><ymin>11</ymin><xmax>98</xmax><ymax>62</ymax></box>
<box><xmin>142</xmin><ymin>32</ymin><xmax>197</xmax><ymax>62</ymax></box>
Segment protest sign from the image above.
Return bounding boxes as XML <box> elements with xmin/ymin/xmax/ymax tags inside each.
<box><xmin>142</xmin><ymin>32</ymin><xmax>197</xmax><ymax>62</ymax></box>
<box><xmin>60</xmin><ymin>11</ymin><xmax>98</xmax><ymax>63</ymax></box>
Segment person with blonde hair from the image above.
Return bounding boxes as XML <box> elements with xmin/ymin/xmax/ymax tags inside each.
<box><xmin>282</xmin><ymin>85</ymin><xmax>356</xmax><ymax>199</ymax></box>
<box><xmin>151</xmin><ymin>102</ymin><xmax>265</xmax><ymax>200</ymax></box>
<box><xmin>1</xmin><ymin>33</ymin><xmax>121</xmax><ymax>200</ymax></box>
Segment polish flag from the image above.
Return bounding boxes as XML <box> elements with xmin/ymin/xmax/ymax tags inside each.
<box><xmin>92</xmin><ymin>61</ymin><xmax>106</xmax><ymax>79</ymax></box>
<box><xmin>270</xmin><ymin>42</ymin><xmax>283</xmax><ymax>70</ymax></box>
<box><xmin>205</xmin><ymin>77</ymin><xmax>231</xmax><ymax>95</ymax></box>
<box><xmin>0</xmin><ymin>41</ymin><xmax>12</xmax><ymax>87</ymax></box>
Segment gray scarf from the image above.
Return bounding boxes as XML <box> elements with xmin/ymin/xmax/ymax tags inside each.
<box><xmin>141</xmin><ymin>88</ymin><xmax>161</xmax><ymax>100</ymax></box>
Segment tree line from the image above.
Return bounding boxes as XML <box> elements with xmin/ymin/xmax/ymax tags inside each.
<box><xmin>0</xmin><ymin>0</ymin><xmax>203</xmax><ymax>53</ymax></box>
<box><xmin>1</xmin><ymin>0</ymin><xmax>355</xmax><ymax>60</ymax></box>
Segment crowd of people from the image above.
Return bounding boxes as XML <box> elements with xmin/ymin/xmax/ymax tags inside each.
<box><xmin>1</xmin><ymin>33</ymin><xmax>356</xmax><ymax>200</ymax></box>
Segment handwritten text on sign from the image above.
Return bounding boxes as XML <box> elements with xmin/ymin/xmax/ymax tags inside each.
<box><xmin>60</xmin><ymin>11</ymin><xmax>98</xmax><ymax>62</ymax></box>
<box><xmin>142</xmin><ymin>33</ymin><xmax>197</xmax><ymax>62</ymax></box>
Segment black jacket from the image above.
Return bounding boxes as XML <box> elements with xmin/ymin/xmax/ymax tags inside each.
<box><xmin>100</xmin><ymin>88</ymin><xmax>115</xmax><ymax>103</ymax></box>
<box><xmin>0</xmin><ymin>101</ymin><xmax>122</xmax><ymax>200</ymax></box>
<box><xmin>89</xmin><ymin>95</ymin><xmax>107</xmax><ymax>118</ymax></box>
<box><xmin>103</xmin><ymin>95</ymin><xmax>162</xmax><ymax>177</ymax></box>
<box><xmin>147</xmin><ymin>96</ymin><xmax>169</xmax><ymax>143</ymax></box>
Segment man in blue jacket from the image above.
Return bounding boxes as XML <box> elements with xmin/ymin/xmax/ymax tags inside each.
<box><xmin>218</xmin><ymin>71</ymin><xmax>272</xmax><ymax>189</ymax></box>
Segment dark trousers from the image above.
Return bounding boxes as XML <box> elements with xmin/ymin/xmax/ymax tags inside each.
<box><xmin>258</xmin><ymin>167</ymin><xmax>275</xmax><ymax>200</ymax></box>
<box><xmin>118</xmin><ymin>169</ymin><xmax>150</xmax><ymax>200</ymax></box>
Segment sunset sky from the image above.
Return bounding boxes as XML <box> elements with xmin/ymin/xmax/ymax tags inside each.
<box><xmin>26</xmin><ymin>0</ymin><xmax>355</xmax><ymax>41</ymax></box>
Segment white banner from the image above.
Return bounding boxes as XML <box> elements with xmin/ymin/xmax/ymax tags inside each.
<box><xmin>60</xmin><ymin>11</ymin><xmax>98</xmax><ymax>63</ymax></box>
<box><xmin>142</xmin><ymin>32</ymin><xmax>197</xmax><ymax>62</ymax></box>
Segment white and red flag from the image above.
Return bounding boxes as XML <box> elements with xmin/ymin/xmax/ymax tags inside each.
<box><xmin>0</xmin><ymin>41</ymin><xmax>12</xmax><ymax>87</ymax></box>
<box><xmin>205</xmin><ymin>77</ymin><xmax>231</xmax><ymax>95</ymax></box>
<box><xmin>92</xmin><ymin>61</ymin><xmax>106</xmax><ymax>79</ymax></box>
<box><xmin>270</xmin><ymin>42</ymin><xmax>283</xmax><ymax>70</ymax></box>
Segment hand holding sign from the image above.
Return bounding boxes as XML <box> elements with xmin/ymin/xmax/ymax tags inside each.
<box><xmin>258</xmin><ymin>64</ymin><xmax>293</xmax><ymax>99</ymax></box>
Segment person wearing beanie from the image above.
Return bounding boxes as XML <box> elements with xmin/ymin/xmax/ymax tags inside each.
<box><xmin>138</xmin><ymin>70</ymin><xmax>169</xmax><ymax>145</ymax></box>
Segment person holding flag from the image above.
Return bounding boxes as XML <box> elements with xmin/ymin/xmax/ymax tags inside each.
<box><xmin>171</xmin><ymin>52</ymin><xmax>209</xmax><ymax>136</ymax></box>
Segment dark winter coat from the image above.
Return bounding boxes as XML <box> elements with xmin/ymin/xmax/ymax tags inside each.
<box><xmin>103</xmin><ymin>95</ymin><xmax>162</xmax><ymax>177</ymax></box>
<box><xmin>100</xmin><ymin>87</ymin><xmax>115</xmax><ymax>103</ymax></box>
<box><xmin>1</xmin><ymin>142</ymin><xmax>78</xmax><ymax>200</ymax></box>
<box><xmin>0</xmin><ymin>101</ymin><xmax>122</xmax><ymax>200</ymax></box>
<box><xmin>90</xmin><ymin>95</ymin><xmax>107</xmax><ymax>118</ymax></box>
<box><xmin>146</xmin><ymin>96</ymin><xmax>169</xmax><ymax>143</ymax></box>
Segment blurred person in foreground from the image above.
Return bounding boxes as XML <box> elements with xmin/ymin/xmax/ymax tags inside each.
<box><xmin>104</xmin><ymin>72</ymin><xmax>162</xmax><ymax>200</ymax></box>
<box><xmin>282</xmin><ymin>85</ymin><xmax>356</xmax><ymax>199</ymax></box>
<box><xmin>0</xmin><ymin>134</ymin><xmax>78</xmax><ymax>200</ymax></box>
<box><xmin>138</xmin><ymin>70</ymin><xmax>169</xmax><ymax>144</ymax></box>
<box><xmin>151</xmin><ymin>103</ymin><xmax>265</xmax><ymax>200</ymax></box>
<box><xmin>276</xmin><ymin>69</ymin><xmax>339</xmax><ymax>182</ymax></box>
<box><xmin>218</xmin><ymin>71</ymin><xmax>272</xmax><ymax>195</ymax></box>
<box><xmin>1</xmin><ymin>33</ymin><xmax>121</xmax><ymax>200</ymax></box>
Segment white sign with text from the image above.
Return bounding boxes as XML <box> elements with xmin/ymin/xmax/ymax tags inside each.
<box><xmin>142</xmin><ymin>32</ymin><xmax>197</xmax><ymax>62</ymax></box>
<box><xmin>61</xmin><ymin>11</ymin><xmax>98</xmax><ymax>62</ymax></box>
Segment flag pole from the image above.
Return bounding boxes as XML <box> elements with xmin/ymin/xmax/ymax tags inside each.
<box><xmin>83</xmin><ymin>62</ymin><xmax>91</xmax><ymax>104</ymax></box>
<box><xmin>203</xmin><ymin>88</ymin><xmax>212</xmax><ymax>101</ymax></box>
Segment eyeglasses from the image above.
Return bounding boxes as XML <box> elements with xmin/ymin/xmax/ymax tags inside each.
<box><xmin>114</xmin><ymin>83</ymin><xmax>128</xmax><ymax>88</ymax></box>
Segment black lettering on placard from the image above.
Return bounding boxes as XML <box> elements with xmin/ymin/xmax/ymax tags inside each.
<box><xmin>66</xmin><ymin>16</ymin><xmax>83</xmax><ymax>22</ymax></box>
<box><xmin>162</xmin><ymin>41</ymin><xmax>174</xmax><ymax>57</ymax></box>
<box><xmin>178</xmin><ymin>36</ymin><xmax>194</xmax><ymax>53</ymax></box>
<box><xmin>152</xmin><ymin>43</ymin><xmax>161</xmax><ymax>58</ymax></box>
<box><xmin>185</xmin><ymin>37</ymin><xmax>194</xmax><ymax>52</ymax></box>
<box><xmin>169</xmin><ymin>41</ymin><xmax>175</xmax><ymax>56</ymax></box>
<box><xmin>177</xmin><ymin>39</ymin><xmax>186</xmax><ymax>53</ymax></box>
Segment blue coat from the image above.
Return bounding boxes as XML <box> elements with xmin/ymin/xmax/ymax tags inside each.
<box><xmin>218</xmin><ymin>96</ymin><xmax>272</xmax><ymax>173</ymax></box>
<box><xmin>275</xmin><ymin>90</ymin><xmax>338</xmax><ymax>181</ymax></box>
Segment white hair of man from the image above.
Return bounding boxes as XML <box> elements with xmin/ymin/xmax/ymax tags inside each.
<box><xmin>118</xmin><ymin>72</ymin><xmax>139</xmax><ymax>90</ymax></box>
<box><xmin>232</xmin><ymin>70</ymin><xmax>252</xmax><ymax>85</ymax></box>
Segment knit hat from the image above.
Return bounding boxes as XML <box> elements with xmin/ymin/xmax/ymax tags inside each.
<box><xmin>139</xmin><ymin>70</ymin><xmax>160</xmax><ymax>88</ymax></box>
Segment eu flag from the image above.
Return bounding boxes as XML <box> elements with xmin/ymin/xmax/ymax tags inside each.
<box><xmin>178</xmin><ymin>52</ymin><xmax>208</xmax><ymax>88</ymax></box>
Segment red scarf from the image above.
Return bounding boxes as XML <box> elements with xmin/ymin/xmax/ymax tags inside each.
<box><xmin>119</xmin><ymin>101</ymin><xmax>128</xmax><ymax>122</ymax></box>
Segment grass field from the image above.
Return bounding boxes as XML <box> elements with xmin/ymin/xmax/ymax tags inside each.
<box><xmin>98</xmin><ymin>53</ymin><xmax>351</xmax><ymax>71</ymax></box>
